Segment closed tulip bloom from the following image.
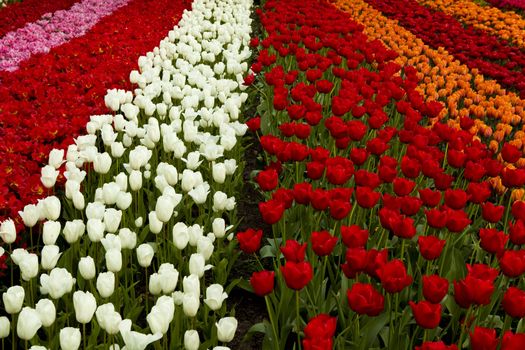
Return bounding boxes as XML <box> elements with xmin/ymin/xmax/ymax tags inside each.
<box><xmin>94</xmin><ymin>152</ymin><xmax>112</xmax><ymax>174</ymax></box>
<box><xmin>347</xmin><ymin>283</ymin><xmax>384</xmax><ymax>316</ymax></box>
<box><xmin>63</xmin><ymin>220</ymin><xmax>85</xmax><ymax>244</ymax></box>
<box><xmin>116</xmin><ymin>192</ymin><xmax>132</xmax><ymax>210</ymax></box>
<box><xmin>19</xmin><ymin>204</ymin><xmax>40</xmax><ymax>228</ymax></box>
<box><xmin>19</xmin><ymin>253</ymin><xmax>39</xmax><ymax>281</ymax></box>
<box><xmin>41</xmin><ymin>245</ymin><xmax>61</xmax><ymax>270</ymax></box>
<box><xmin>73</xmin><ymin>291</ymin><xmax>97</xmax><ymax>324</ymax></box>
<box><xmin>106</xmin><ymin>249</ymin><xmax>123</xmax><ymax>273</ymax></box>
<box><xmin>129</xmin><ymin>170</ymin><xmax>143</xmax><ymax>191</ymax></box>
<box><xmin>155</xmin><ymin>195</ymin><xmax>175</xmax><ymax>222</ymax></box>
<box><xmin>78</xmin><ymin>256</ymin><xmax>96</xmax><ymax>280</ymax></box>
<box><xmin>87</xmin><ymin>219</ymin><xmax>105</xmax><ymax>242</ymax></box>
<box><xmin>0</xmin><ymin>219</ymin><xmax>17</xmax><ymax>244</ymax></box>
<box><xmin>137</xmin><ymin>243</ymin><xmax>155</xmax><ymax>267</ymax></box>
<box><xmin>148</xmin><ymin>211</ymin><xmax>163</xmax><ymax>234</ymax></box>
<box><xmin>42</xmin><ymin>196</ymin><xmax>61</xmax><ymax>220</ymax></box>
<box><xmin>17</xmin><ymin>307</ymin><xmax>42</xmax><ymax>340</ymax></box>
<box><xmin>158</xmin><ymin>263</ymin><xmax>179</xmax><ymax>294</ymax></box>
<box><xmin>41</xmin><ymin>165</ymin><xmax>60</xmax><ymax>188</ymax></box>
<box><xmin>184</xmin><ymin>330</ymin><xmax>200</xmax><ymax>350</ymax></box>
<box><xmin>182</xmin><ymin>293</ymin><xmax>200</xmax><ymax>317</ymax></box>
<box><xmin>97</xmin><ymin>272</ymin><xmax>115</xmax><ymax>298</ymax></box>
<box><xmin>183</xmin><ymin>274</ymin><xmax>200</xmax><ymax>297</ymax></box>
<box><xmin>280</xmin><ymin>261</ymin><xmax>313</xmax><ymax>290</ymax></box>
<box><xmin>3</xmin><ymin>286</ymin><xmax>24</xmax><ymax>314</ymax></box>
<box><xmin>48</xmin><ymin>149</ymin><xmax>65</xmax><ymax>169</ymax></box>
<box><xmin>104</xmin><ymin>209</ymin><xmax>122</xmax><ymax>233</ymax></box>
<box><xmin>43</xmin><ymin>221</ymin><xmax>61</xmax><ymax>245</ymax></box>
<box><xmin>216</xmin><ymin>317</ymin><xmax>237</xmax><ymax>343</ymax></box>
<box><xmin>469</xmin><ymin>327</ymin><xmax>498</xmax><ymax>350</ymax></box>
<box><xmin>149</xmin><ymin>273</ymin><xmax>162</xmax><ymax>295</ymax></box>
<box><xmin>119</xmin><ymin>319</ymin><xmax>162</xmax><ymax>350</ymax></box>
<box><xmin>147</xmin><ymin>296</ymin><xmax>174</xmax><ymax>334</ymax></box>
<box><xmin>212</xmin><ymin>163</ymin><xmax>227</xmax><ymax>184</ymax></box>
<box><xmin>503</xmin><ymin>287</ymin><xmax>525</xmax><ymax>318</ymax></box>
<box><xmin>204</xmin><ymin>284</ymin><xmax>228</xmax><ymax>311</ymax></box>
<box><xmin>96</xmin><ymin>303</ymin><xmax>122</xmax><ymax>335</ymax></box>
<box><xmin>249</xmin><ymin>271</ymin><xmax>275</xmax><ymax>297</ymax></box>
<box><xmin>212</xmin><ymin>218</ymin><xmax>231</xmax><ymax>239</ymax></box>
<box><xmin>60</xmin><ymin>327</ymin><xmax>81</xmax><ymax>350</ymax></box>
<box><xmin>35</xmin><ymin>298</ymin><xmax>56</xmax><ymax>327</ymax></box>
<box><xmin>189</xmin><ymin>253</ymin><xmax>212</xmax><ymax>278</ymax></box>
<box><xmin>422</xmin><ymin>275</ymin><xmax>449</xmax><ymax>304</ymax></box>
<box><xmin>118</xmin><ymin>228</ymin><xmax>137</xmax><ymax>250</ymax></box>
<box><xmin>0</xmin><ymin>316</ymin><xmax>10</xmax><ymax>338</ymax></box>
<box><xmin>409</xmin><ymin>301</ymin><xmax>441</xmax><ymax>329</ymax></box>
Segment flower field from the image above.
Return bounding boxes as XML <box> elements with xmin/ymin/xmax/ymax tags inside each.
<box><xmin>1</xmin><ymin>0</ymin><xmax>525</xmax><ymax>349</ymax></box>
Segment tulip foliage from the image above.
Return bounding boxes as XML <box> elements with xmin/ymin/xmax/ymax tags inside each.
<box><xmin>240</xmin><ymin>0</ymin><xmax>525</xmax><ymax>348</ymax></box>
<box><xmin>0</xmin><ymin>0</ymin><xmax>253</xmax><ymax>348</ymax></box>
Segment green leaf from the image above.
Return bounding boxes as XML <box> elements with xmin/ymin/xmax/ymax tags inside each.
<box><xmin>260</xmin><ymin>244</ymin><xmax>276</xmax><ymax>258</ymax></box>
<box><xmin>361</xmin><ymin>313</ymin><xmax>389</xmax><ymax>348</ymax></box>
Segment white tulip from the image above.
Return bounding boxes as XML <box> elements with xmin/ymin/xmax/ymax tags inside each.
<box><xmin>42</xmin><ymin>221</ymin><xmax>61</xmax><ymax>246</ymax></box>
<box><xmin>172</xmin><ymin>222</ymin><xmax>189</xmax><ymax>250</ymax></box>
<box><xmin>97</xmin><ymin>272</ymin><xmax>115</xmax><ymax>298</ymax></box>
<box><xmin>106</xmin><ymin>249</ymin><xmax>122</xmax><ymax>273</ymax></box>
<box><xmin>35</xmin><ymin>298</ymin><xmax>56</xmax><ymax>327</ymax></box>
<box><xmin>48</xmin><ymin>149</ymin><xmax>65</xmax><ymax>169</ymax></box>
<box><xmin>116</xmin><ymin>191</ymin><xmax>132</xmax><ymax>210</ymax></box>
<box><xmin>188</xmin><ymin>224</ymin><xmax>204</xmax><ymax>247</ymax></box>
<box><xmin>183</xmin><ymin>274</ymin><xmax>200</xmax><ymax>297</ymax></box>
<box><xmin>102</xmin><ymin>182</ymin><xmax>120</xmax><ymax>205</ymax></box>
<box><xmin>86</xmin><ymin>202</ymin><xmax>105</xmax><ymax>220</ymax></box>
<box><xmin>224</xmin><ymin>159</ymin><xmax>237</xmax><ymax>175</ymax></box>
<box><xmin>63</xmin><ymin>220</ymin><xmax>85</xmax><ymax>244</ymax></box>
<box><xmin>155</xmin><ymin>195</ymin><xmax>175</xmax><ymax>222</ymax></box>
<box><xmin>216</xmin><ymin>317</ymin><xmax>237</xmax><ymax>343</ymax></box>
<box><xmin>17</xmin><ymin>307</ymin><xmax>42</xmax><ymax>340</ymax></box>
<box><xmin>0</xmin><ymin>219</ymin><xmax>16</xmax><ymax>244</ymax></box>
<box><xmin>136</xmin><ymin>244</ymin><xmax>155</xmax><ymax>268</ymax></box>
<box><xmin>78</xmin><ymin>256</ymin><xmax>96</xmax><ymax>280</ymax></box>
<box><xmin>59</xmin><ymin>327</ymin><xmax>81</xmax><ymax>350</ymax></box>
<box><xmin>189</xmin><ymin>253</ymin><xmax>212</xmax><ymax>278</ymax></box>
<box><xmin>129</xmin><ymin>170</ymin><xmax>143</xmax><ymax>191</ymax></box>
<box><xmin>65</xmin><ymin>180</ymin><xmax>80</xmax><ymax>200</ymax></box>
<box><xmin>129</xmin><ymin>146</ymin><xmax>152</xmax><ymax>170</ymax></box>
<box><xmin>94</xmin><ymin>152</ymin><xmax>112</xmax><ymax>174</ymax></box>
<box><xmin>104</xmin><ymin>208</ymin><xmax>122</xmax><ymax>233</ymax></box>
<box><xmin>86</xmin><ymin>218</ymin><xmax>105</xmax><ymax>242</ymax></box>
<box><xmin>42</xmin><ymin>196</ymin><xmax>61</xmax><ymax>220</ymax></box>
<box><xmin>148</xmin><ymin>211</ymin><xmax>163</xmax><ymax>234</ymax></box>
<box><xmin>96</xmin><ymin>303</ymin><xmax>122</xmax><ymax>335</ymax></box>
<box><xmin>3</xmin><ymin>286</ymin><xmax>25</xmax><ymax>314</ymax></box>
<box><xmin>41</xmin><ymin>245</ymin><xmax>61</xmax><ymax>270</ymax></box>
<box><xmin>115</xmin><ymin>172</ymin><xmax>128</xmax><ymax>191</ymax></box>
<box><xmin>182</xmin><ymin>293</ymin><xmax>200</xmax><ymax>317</ymax></box>
<box><xmin>72</xmin><ymin>191</ymin><xmax>85</xmax><ymax>210</ymax></box>
<box><xmin>40</xmin><ymin>268</ymin><xmax>75</xmax><ymax>299</ymax></box>
<box><xmin>119</xmin><ymin>319</ymin><xmax>163</xmax><ymax>350</ymax></box>
<box><xmin>73</xmin><ymin>291</ymin><xmax>97</xmax><ymax>324</ymax></box>
<box><xmin>149</xmin><ymin>273</ymin><xmax>163</xmax><ymax>295</ymax></box>
<box><xmin>184</xmin><ymin>330</ymin><xmax>200</xmax><ymax>350</ymax></box>
<box><xmin>158</xmin><ymin>263</ymin><xmax>179</xmax><ymax>294</ymax></box>
<box><xmin>19</xmin><ymin>204</ymin><xmax>39</xmax><ymax>227</ymax></box>
<box><xmin>19</xmin><ymin>253</ymin><xmax>39</xmax><ymax>281</ymax></box>
<box><xmin>146</xmin><ymin>297</ymin><xmax>174</xmax><ymax>334</ymax></box>
<box><xmin>197</xmin><ymin>236</ymin><xmax>214</xmax><ymax>261</ymax></box>
<box><xmin>188</xmin><ymin>182</ymin><xmax>210</xmax><ymax>204</ymax></box>
<box><xmin>111</xmin><ymin>142</ymin><xmax>125</xmax><ymax>158</ymax></box>
<box><xmin>204</xmin><ymin>284</ymin><xmax>228</xmax><ymax>311</ymax></box>
<box><xmin>119</xmin><ymin>228</ymin><xmax>137</xmax><ymax>250</ymax></box>
<box><xmin>0</xmin><ymin>316</ymin><xmax>10</xmax><ymax>338</ymax></box>
<box><xmin>41</xmin><ymin>165</ymin><xmax>60</xmax><ymax>188</ymax></box>
<box><xmin>212</xmin><ymin>162</ymin><xmax>226</xmax><ymax>184</ymax></box>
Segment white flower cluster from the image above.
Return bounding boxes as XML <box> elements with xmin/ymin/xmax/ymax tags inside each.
<box><xmin>0</xmin><ymin>0</ymin><xmax>253</xmax><ymax>348</ymax></box>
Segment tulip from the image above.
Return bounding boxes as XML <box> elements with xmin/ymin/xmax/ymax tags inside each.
<box><xmin>189</xmin><ymin>253</ymin><xmax>212</xmax><ymax>278</ymax></box>
<box><xmin>86</xmin><ymin>202</ymin><xmax>105</xmax><ymax>220</ymax></box>
<box><xmin>148</xmin><ymin>211</ymin><xmax>163</xmax><ymax>234</ymax></box>
<box><xmin>129</xmin><ymin>170</ymin><xmax>143</xmax><ymax>191</ymax></box>
<box><xmin>0</xmin><ymin>316</ymin><xmax>10</xmax><ymax>338</ymax></box>
<box><xmin>158</xmin><ymin>263</ymin><xmax>179</xmax><ymax>294</ymax></box>
<box><xmin>41</xmin><ymin>245</ymin><xmax>62</xmax><ymax>270</ymax></box>
<box><xmin>184</xmin><ymin>330</ymin><xmax>200</xmax><ymax>350</ymax></box>
<box><xmin>212</xmin><ymin>218</ymin><xmax>230</xmax><ymax>239</ymax></box>
<box><xmin>106</xmin><ymin>249</ymin><xmax>123</xmax><ymax>273</ymax></box>
<box><xmin>136</xmin><ymin>244</ymin><xmax>155</xmax><ymax>267</ymax></box>
<box><xmin>149</xmin><ymin>273</ymin><xmax>163</xmax><ymax>295</ymax></box>
<box><xmin>41</xmin><ymin>165</ymin><xmax>60</xmax><ymax>188</ymax></box>
<box><xmin>173</xmin><ymin>222</ymin><xmax>189</xmax><ymax>250</ymax></box>
<box><xmin>212</xmin><ymin>162</ymin><xmax>226</xmax><ymax>184</ymax></box>
<box><xmin>119</xmin><ymin>319</ymin><xmax>162</xmax><ymax>350</ymax></box>
<box><xmin>188</xmin><ymin>224</ymin><xmax>204</xmax><ymax>247</ymax></box>
<box><xmin>78</xmin><ymin>256</ymin><xmax>96</xmax><ymax>280</ymax></box>
<box><xmin>97</xmin><ymin>272</ymin><xmax>115</xmax><ymax>298</ymax></box>
<box><xmin>0</xmin><ymin>219</ymin><xmax>16</xmax><ymax>244</ymax></box>
<box><xmin>94</xmin><ymin>152</ymin><xmax>112</xmax><ymax>174</ymax></box>
<box><xmin>155</xmin><ymin>195</ymin><xmax>175</xmax><ymax>222</ymax></box>
<box><xmin>188</xmin><ymin>183</ymin><xmax>210</xmax><ymax>204</ymax></box>
<box><xmin>182</xmin><ymin>293</ymin><xmax>200</xmax><ymax>317</ymax></box>
<box><xmin>60</xmin><ymin>327</ymin><xmax>81</xmax><ymax>350</ymax></box>
<box><xmin>96</xmin><ymin>303</ymin><xmax>122</xmax><ymax>335</ymax></box>
<box><xmin>119</xmin><ymin>228</ymin><xmax>137</xmax><ymax>250</ymax></box>
<box><xmin>204</xmin><ymin>284</ymin><xmax>228</xmax><ymax>311</ymax></box>
<box><xmin>104</xmin><ymin>209</ymin><xmax>122</xmax><ymax>233</ymax></box>
<box><xmin>42</xmin><ymin>196</ymin><xmax>61</xmax><ymax>220</ymax></box>
<box><xmin>35</xmin><ymin>298</ymin><xmax>56</xmax><ymax>327</ymax></box>
<box><xmin>40</xmin><ymin>268</ymin><xmax>75</xmax><ymax>299</ymax></box>
<box><xmin>3</xmin><ymin>286</ymin><xmax>25</xmax><ymax>315</ymax></box>
<box><xmin>116</xmin><ymin>192</ymin><xmax>132</xmax><ymax>210</ymax></box>
<box><xmin>17</xmin><ymin>307</ymin><xmax>42</xmax><ymax>340</ymax></box>
<box><xmin>19</xmin><ymin>253</ymin><xmax>39</xmax><ymax>281</ymax></box>
<box><xmin>216</xmin><ymin>317</ymin><xmax>237</xmax><ymax>343</ymax></box>
<box><xmin>19</xmin><ymin>204</ymin><xmax>40</xmax><ymax>227</ymax></box>
<box><xmin>87</xmin><ymin>219</ymin><xmax>105</xmax><ymax>242</ymax></box>
<box><xmin>146</xmin><ymin>296</ymin><xmax>174</xmax><ymax>334</ymax></box>
<box><xmin>63</xmin><ymin>220</ymin><xmax>85</xmax><ymax>244</ymax></box>
<box><xmin>73</xmin><ymin>291</ymin><xmax>97</xmax><ymax>324</ymax></box>
<box><xmin>197</xmin><ymin>236</ymin><xmax>214</xmax><ymax>260</ymax></box>
<box><xmin>249</xmin><ymin>271</ymin><xmax>275</xmax><ymax>297</ymax></box>
<box><xmin>48</xmin><ymin>149</ymin><xmax>65</xmax><ymax>169</ymax></box>
<box><xmin>111</xmin><ymin>142</ymin><xmax>125</xmax><ymax>158</ymax></box>
<box><xmin>72</xmin><ymin>191</ymin><xmax>85</xmax><ymax>210</ymax></box>
<box><xmin>42</xmin><ymin>221</ymin><xmax>61</xmax><ymax>245</ymax></box>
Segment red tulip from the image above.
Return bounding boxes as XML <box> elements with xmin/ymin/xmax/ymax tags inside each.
<box><xmin>310</xmin><ymin>231</ymin><xmax>338</xmax><ymax>257</ymax></box>
<box><xmin>502</xmin><ymin>331</ymin><xmax>525</xmax><ymax>349</ymax></box>
<box><xmin>393</xmin><ymin>177</ymin><xmax>416</xmax><ymax>196</ymax></box>
<box><xmin>409</xmin><ymin>300</ymin><xmax>441</xmax><ymax>329</ymax></box>
<box><xmin>347</xmin><ymin>283</ymin><xmax>384</xmax><ymax>316</ymax></box>
<box><xmin>502</xmin><ymin>143</ymin><xmax>521</xmax><ymax>164</ymax></box>
<box><xmin>418</xmin><ymin>189</ymin><xmax>442</xmax><ymax>208</ymax></box>
<box><xmin>256</xmin><ymin>168</ymin><xmax>279</xmax><ymax>191</ymax></box>
<box><xmin>249</xmin><ymin>271</ymin><xmax>275</xmax><ymax>297</ymax></box>
<box><xmin>499</xmin><ymin>250</ymin><xmax>525</xmax><ymax>278</ymax></box>
<box><xmin>479</xmin><ymin>228</ymin><xmax>508</xmax><ymax>256</ymax></box>
<box><xmin>503</xmin><ymin>287</ymin><xmax>525</xmax><ymax>318</ymax></box>
<box><xmin>303</xmin><ymin>313</ymin><xmax>337</xmax><ymax>339</ymax></box>
<box><xmin>341</xmin><ymin>225</ymin><xmax>369</xmax><ymax>248</ymax></box>
<box><xmin>422</xmin><ymin>275</ymin><xmax>449</xmax><ymax>303</ymax></box>
<box><xmin>469</xmin><ymin>326</ymin><xmax>498</xmax><ymax>350</ymax></box>
<box><xmin>377</xmin><ymin>259</ymin><xmax>413</xmax><ymax>294</ymax></box>
<box><xmin>355</xmin><ymin>186</ymin><xmax>381</xmax><ymax>209</ymax></box>
<box><xmin>280</xmin><ymin>261</ymin><xmax>313</xmax><ymax>290</ymax></box>
<box><xmin>237</xmin><ymin>228</ymin><xmax>263</xmax><ymax>254</ymax></box>
<box><xmin>481</xmin><ymin>202</ymin><xmax>505</xmax><ymax>223</ymax></box>
<box><xmin>509</xmin><ymin>219</ymin><xmax>525</xmax><ymax>245</ymax></box>
<box><xmin>280</xmin><ymin>240</ymin><xmax>307</xmax><ymax>262</ymax></box>
<box><xmin>259</xmin><ymin>199</ymin><xmax>286</xmax><ymax>224</ymax></box>
<box><xmin>418</xmin><ymin>236</ymin><xmax>446</xmax><ymax>260</ymax></box>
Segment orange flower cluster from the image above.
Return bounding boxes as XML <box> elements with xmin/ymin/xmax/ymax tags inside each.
<box><xmin>331</xmin><ymin>0</ymin><xmax>525</xmax><ymax>197</ymax></box>
<box><xmin>417</xmin><ymin>0</ymin><xmax>525</xmax><ymax>49</ymax></box>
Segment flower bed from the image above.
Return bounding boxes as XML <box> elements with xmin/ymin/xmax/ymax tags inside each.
<box><xmin>240</xmin><ymin>0</ymin><xmax>525</xmax><ymax>348</ymax></box>
<box><xmin>0</xmin><ymin>0</ymin><xmax>254</xmax><ymax>348</ymax></box>
<box><xmin>0</xmin><ymin>0</ymin><xmax>190</xmax><ymax>225</ymax></box>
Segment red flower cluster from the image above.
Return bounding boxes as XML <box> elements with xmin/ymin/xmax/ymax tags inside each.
<box><xmin>302</xmin><ymin>314</ymin><xmax>337</xmax><ymax>350</ymax></box>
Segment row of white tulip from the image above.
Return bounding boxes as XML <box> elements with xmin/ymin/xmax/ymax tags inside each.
<box><xmin>0</xmin><ymin>0</ymin><xmax>253</xmax><ymax>348</ymax></box>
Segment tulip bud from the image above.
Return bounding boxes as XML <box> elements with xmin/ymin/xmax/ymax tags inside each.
<box><xmin>155</xmin><ymin>195</ymin><xmax>175</xmax><ymax>222</ymax></box>
<box><xmin>97</xmin><ymin>272</ymin><xmax>115</xmax><ymax>298</ymax></box>
<box><xmin>212</xmin><ymin>163</ymin><xmax>226</xmax><ymax>184</ymax></box>
<box><xmin>216</xmin><ymin>317</ymin><xmax>237</xmax><ymax>343</ymax></box>
<box><xmin>129</xmin><ymin>170</ymin><xmax>143</xmax><ymax>191</ymax></box>
<box><xmin>148</xmin><ymin>211</ymin><xmax>163</xmax><ymax>234</ymax></box>
<box><xmin>42</xmin><ymin>196</ymin><xmax>61</xmax><ymax>221</ymax></box>
<box><xmin>0</xmin><ymin>316</ymin><xmax>10</xmax><ymax>338</ymax></box>
<box><xmin>72</xmin><ymin>191</ymin><xmax>85</xmax><ymax>211</ymax></box>
<box><xmin>94</xmin><ymin>152</ymin><xmax>112</xmax><ymax>174</ymax></box>
<box><xmin>184</xmin><ymin>330</ymin><xmax>200</xmax><ymax>350</ymax></box>
<box><xmin>106</xmin><ymin>249</ymin><xmax>122</xmax><ymax>273</ymax></box>
<box><xmin>116</xmin><ymin>192</ymin><xmax>132</xmax><ymax>210</ymax></box>
<box><xmin>0</xmin><ymin>219</ymin><xmax>16</xmax><ymax>244</ymax></box>
<box><xmin>48</xmin><ymin>149</ymin><xmax>64</xmax><ymax>169</ymax></box>
<box><xmin>42</xmin><ymin>221</ymin><xmax>60</xmax><ymax>245</ymax></box>
<box><xmin>40</xmin><ymin>268</ymin><xmax>75</xmax><ymax>299</ymax></box>
<box><xmin>173</xmin><ymin>222</ymin><xmax>189</xmax><ymax>250</ymax></box>
<box><xmin>136</xmin><ymin>244</ymin><xmax>155</xmax><ymax>268</ymax></box>
<box><xmin>41</xmin><ymin>245</ymin><xmax>61</xmax><ymax>270</ymax></box>
<box><xmin>63</xmin><ymin>220</ymin><xmax>85</xmax><ymax>244</ymax></box>
<box><xmin>95</xmin><ymin>303</ymin><xmax>122</xmax><ymax>335</ymax></box>
<box><xmin>35</xmin><ymin>298</ymin><xmax>56</xmax><ymax>327</ymax></box>
<box><xmin>3</xmin><ymin>286</ymin><xmax>24</xmax><ymax>314</ymax></box>
<box><xmin>19</xmin><ymin>253</ymin><xmax>39</xmax><ymax>281</ymax></box>
<box><xmin>73</xmin><ymin>291</ymin><xmax>97</xmax><ymax>324</ymax></box>
<box><xmin>19</xmin><ymin>204</ymin><xmax>40</xmax><ymax>227</ymax></box>
<box><xmin>189</xmin><ymin>253</ymin><xmax>212</xmax><ymax>278</ymax></box>
<box><xmin>182</xmin><ymin>294</ymin><xmax>199</xmax><ymax>317</ymax></box>
<box><xmin>149</xmin><ymin>273</ymin><xmax>163</xmax><ymax>295</ymax></box>
<box><xmin>158</xmin><ymin>263</ymin><xmax>179</xmax><ymax>294</ymax></box>
<box><xmin>41</xmin><ymin>165</ymin><xmax>60</xmax><ymax>188</ymax></box>
<box><xmin>212</xmin><ymin>218</ymin><xmax>229</xmax><ymax>238</ymax></box>
<box><xmin>78</xmin><ymin>256</ymin><xmax>96</xmax><ymax>280</ymax></box>
<box><xmin>204</xmin><ymin>284</ymin><xmax>228</xmax><ymax>311</ymax></box>
<box><xmin>17</xmin><ymin>307</ymin><xmax>42</xmax><ymax>340</ymax></box>
<box><xmin>104</xmin><ymin>209</ymin><xmax>122</xmax><ymax>233</ymax></box>
<box><xmin>60</xmin><ymin>327</ymin><xmax>81</xmax><ymax>350</ymax></box>
<box><xmin>111</xmin><ymin>142</ymin><xmax>125</xmax><ymax>158</ymax></box>
<box><xmin>119</xmin><ymin>228</ymin><xmax>137</xmax><ymax>250</ymax></box>
<box><xmin>87</xmin><ymin>219</ymin><xmax>105</xmax><ymax>242</ymax></box>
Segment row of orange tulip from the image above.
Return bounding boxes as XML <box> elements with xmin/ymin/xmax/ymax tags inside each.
<box><xmin>331</xmin><ymin>0</ymin><xmax>525</xmax><ymax>199</ymax></box>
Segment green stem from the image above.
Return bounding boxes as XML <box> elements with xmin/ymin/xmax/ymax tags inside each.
<box><xmin>296</xmin><ymin>291</ymin><xmax>301</xmax><ymax>350</ymax></box>
<box><xmin>265</xmin><ymin>296</ymin><xmax>280</xmax><ymax>350</ymax></box>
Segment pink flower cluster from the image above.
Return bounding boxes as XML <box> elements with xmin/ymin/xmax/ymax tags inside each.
<box><xmin>487</xmin><ymin>0</ymin><xmax>525</xmax><ymax>10</ymax></box>
<box><xmin>0</xmin><ymin>0</ymin><xmax>130</xmax><ymax>72</ymax></box>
